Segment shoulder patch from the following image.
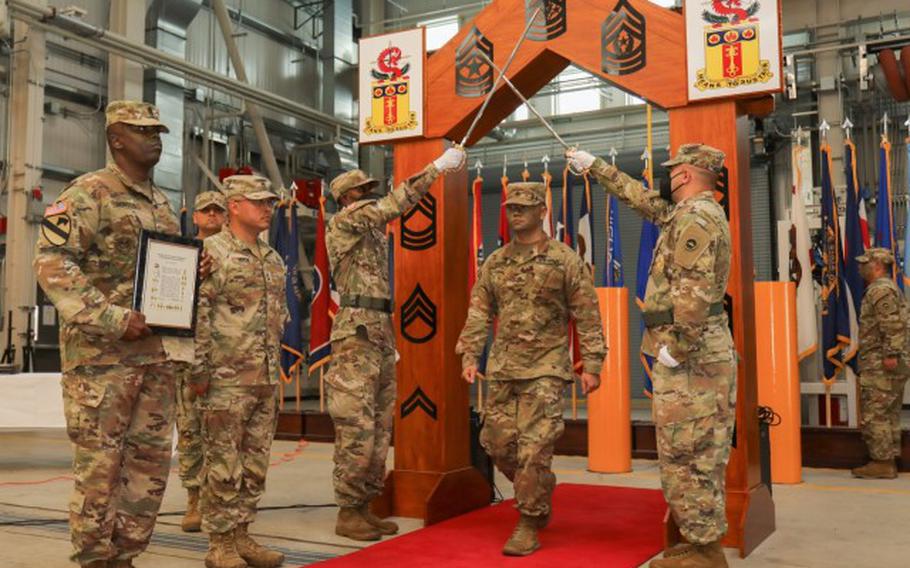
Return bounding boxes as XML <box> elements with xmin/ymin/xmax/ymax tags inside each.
<box><xmin>673</xmin><ymin>222</ymin><xmax>712</xmax><ymax>269</ymax></box>
<box><xmin>40</xmin><ymin>212</ymin><xmax>72</xmax><ymax>246</ymax></box>
<box><xmin>44</xmin><ymin>202</ymin><xmax>67</xmax><ymax>217</ymax></box>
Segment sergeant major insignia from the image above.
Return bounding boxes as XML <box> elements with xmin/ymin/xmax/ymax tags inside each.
<box><xmin>601</xmin><ymin>0</ymin><xmax>646</xmax><ymax>76</ymax></box>
<box><xmin>41</xmin><ymin>202</ymin><xmax>71</xmax><ymax>246</ymax></box>
<box><xmin>456</xmin><ymin>27</ymin><xmax>494</xmax><ymax>98</ymax></box>
<box><xmin>525</xmin><ymin>0</ymin><xmax>567</xmax><ymax>41</ymax></box>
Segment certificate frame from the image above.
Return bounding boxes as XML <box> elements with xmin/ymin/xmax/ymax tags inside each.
<box><xmin>132</xmin><ymin>230</ymin><xmax>203</xmax><ymax>337</ymax></box>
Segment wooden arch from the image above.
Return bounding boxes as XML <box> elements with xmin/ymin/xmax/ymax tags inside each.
<box><xmin>377</xmin><ymin>0</ymin><xmax>776</xmax><ymax>557</ymax></box>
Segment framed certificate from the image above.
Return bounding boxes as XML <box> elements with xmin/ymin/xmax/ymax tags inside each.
<box><xmin>132</xmin><ymin>230</ymin><xmax>203</xmax><ymax>337</ymax></box>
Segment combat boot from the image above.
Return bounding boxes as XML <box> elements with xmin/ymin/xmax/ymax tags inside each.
<box><xmin>235</xmin><ymin>523</ymin><xmax>284</xmax><ymax>567</ymax></box>
<box><xmin>335</xmin><ymin>507</ymin><xmax>381</xmax><ymax>541</ymax></box>
<box><xmin>109</xmin><ymin>560</ymin><xmax>134</xmax><ymax>568</ymax></box>
<box><xmin>182</xmin><ymin>487</ymin><xmax>202</xmax><ymax>532</ymax></box>
<box><xmin>81</xmin><ymin>561</ymin><xmax>108</xmax><ymax>568</ymax></box>
<box><xmin>535</xmin><ymin>511</ymin><xmax>550</xmax><ymax>529</ymax></box>
<box><xmin>359</xmin><ymin>504</ymin><xmax>399</xmax><ymax>535</ymax></box>
<box><xmin>205</xmin><ymin>531</ymin><xmax>247</xmax><ymax>568</ymax></box>
<box><xmin>502</xmin><ymin>514</ymin><xmax>540</xmax><ymax>556</ymax></box>
<box><xmin>852</xmin><ymin>459</ymin><xmax>898</xmax><ymax>479</ymax></box>
<box><xmin>649</xmin><ymin>541</ymin><xmax>728</xmax><ymax>568</ymax></box>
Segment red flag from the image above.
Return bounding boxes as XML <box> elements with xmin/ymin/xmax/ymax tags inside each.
<box><xmin>469</xmin><ymin>175</ymin><xmax>485</xmax><ymax>289</ymax></box>
<box><xmin>308</xmin><ymin>195</ymin><xmax>338</xmax><ymax>372</ymax></box>
<box><xmin>498</xmin><ymin>175</ymin><xmax>510</xmax><ymax>247</ymax></box>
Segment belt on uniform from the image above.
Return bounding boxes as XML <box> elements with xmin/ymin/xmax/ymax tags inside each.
<box><xmin>340</xmin><ymin>294</ymin><xmax>393</xmax><ymax>313</ymax></box>
<box><xmin>641</xmin><ymin>302</ymin><xmax>725</xmax><ymax>328</ymax></box>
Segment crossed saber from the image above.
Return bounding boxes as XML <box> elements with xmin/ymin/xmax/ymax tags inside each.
<box><xmin>458</xmin><ymin>7</ymin><xmax>582</xmax><ymax>172</ymax></box>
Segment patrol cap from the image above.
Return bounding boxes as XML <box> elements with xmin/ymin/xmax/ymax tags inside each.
<box><xmin>105</xmin><ymin>100</ymin><xmax>169</xmax><ymax>133</ymax></box>
<box><xmin>856</xmin><ymin>247</ymin><xmax>895</xmax><ymax>265</ymax></box>
<box><xmin>222</xmin><ymin>175</ymin><xmax>278</xmax><ymax>201</ymax></box>
<box><xmin>661</xmin><ymin>143</ymin><xmax>725</xmax><ymax>173</ymax></box>
<box><xmin>194</xmin><ymin>191</ymin><xmax>227</xmax><ymax>211</ymax></box>
<box><xmin>329</xmin><ymin>169</ymin><xmax>379</xmax><ymax>201</ymax></box>
<box><xmin>503</xmin><ymin>182</ymin><xmax>546</xmax><ymax>207</ymax></box>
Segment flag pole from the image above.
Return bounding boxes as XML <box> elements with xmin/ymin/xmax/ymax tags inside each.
<box><xmin>319</xmin><ymin>367</ymin><xmax>325</xmax><ymax>413</ymax></box>
<box><xmin>646</xmin><ymin>104</ymin><xmax>654</xmax><ymax>184</ymax></box>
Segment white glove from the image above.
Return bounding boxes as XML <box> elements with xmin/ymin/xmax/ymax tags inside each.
<box><xmin>566</xmin><ymin>148</ymin><xmax>596</xmax><ymax>173</ymax></box>
<box><xmin>657</xmin><ymin>345</ymin><xmax>681</xmax><ymax>368</ymax></box>
<box><xmin>433</xmin><ymin>147</ymin><xmax>466</xmax><ymax>173</ymax></box>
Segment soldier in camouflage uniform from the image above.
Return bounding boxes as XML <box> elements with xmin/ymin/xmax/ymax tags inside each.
<box><xmin>852</xmin><ymin>248</ymin><xmax>909</xmax><ymax>480</ymax></box>
<box><xmin>34</xmin><ymin>101</ymin><xmax>192</xmax><ymax>568</ymax></box>
<box><xmin>568</xmin><ymin>145</ymin><xmax>735</xmax><ymax>568</ymax></box>
<box><xmin>177</xmin><ymin>190</ymin><xmax>227</xmax><ymax>533</ymax></box>
<box><xmin>191</xmin><ymin>175</ymin><xmax>289</xmax><ymax>568</ymax></box>
<box><xmin>325</xmin><ymin>146</ymin><xmax>466</xmax><ymax>541</ymax></box>
<box><xmin>456</xmin><ymin>182</ymin><xmax>606</xmax><ymax>557</ymax></box>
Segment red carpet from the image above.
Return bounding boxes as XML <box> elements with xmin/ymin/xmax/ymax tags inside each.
<box><xmin>313</xmin><ymin>484</ymin><xmax>667</xmax><ymax>568</ymax></box>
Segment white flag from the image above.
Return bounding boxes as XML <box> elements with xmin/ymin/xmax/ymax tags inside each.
<box><xmin>790</xmin><ymin>142</ymin><xmax>818</xmax><ymax>360</ymax></box>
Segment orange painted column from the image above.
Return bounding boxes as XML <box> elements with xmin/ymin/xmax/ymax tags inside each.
<box><xmin>588</xmin><ymin>287</ymin><xmax>631</xmax><ymax>473</ymax></box>
<box><xmin>754</xmin><ymin>282</ymin><xmax>802</xmax><ymax>484</ymax></box>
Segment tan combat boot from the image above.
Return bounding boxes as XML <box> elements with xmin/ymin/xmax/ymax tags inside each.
<box><xmin>81</xmin><ymin>561</ymin><xmax>108</xmax><ymax>568</ymax></box>
<box><xmin>182</xmin><ymin>487</ymin><xmax>202</xmax><ymax>532</ymax></box>
<box><xmin>852</xmin><ymin>460</ymin><xmax>898</xmax><ymax>479</ymax></box>
<box><xmin>205</xmin><ymin>531</ymin><xmax>247</xmax><ymax>568</ymax></box>
<box><xmin>234</xmin><ymin>523</ymin><xmax>284</xmax><ymax>567</ymax></box>
<box><xmin>502</xmin><ymin>514</ymin><xmax>540</xmax><ymax>556</ymax></box>
<box><xmin>335</xmin><ymin>507</ymin><xmax>381</xmax><ymax>541</ymax></box>
<box><xmin>649</xmin><ymin>541</ymin><xmax>728</xmax><ymax>568</ymax></box>
<box><xmin>109</xmin><ymin>560</ymin><xmax>134</xmax><ymax>568</ymax></box>
<box><xmin>359</xmin><ymin>504</ymin><xmax>399</xmax><ymax>535</ymax></box>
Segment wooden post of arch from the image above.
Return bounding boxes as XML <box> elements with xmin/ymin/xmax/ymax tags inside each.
<box><xmin>372</xmin><ymin>0</ymin><xmax>776</xmax><ymax>556</ymax></box>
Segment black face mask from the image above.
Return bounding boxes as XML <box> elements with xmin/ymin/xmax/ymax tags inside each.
<box><xmin>659</xmin><ymin>171</ymin><xmax>686</xmax><ymax>202</ymax></box>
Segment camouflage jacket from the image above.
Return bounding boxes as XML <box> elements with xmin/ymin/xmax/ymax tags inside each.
<box><xmin>34</xmin><ymin>163</ymin><xmax>192</xmax><ymax>372</ymax></box>
<box><xmin>456</xmin><ymin>239</ymin><xmax>606</xmax><ymax>381</ymax></box>
<box><xmin>326</xmin><ymin>164</ymin><xmax>439</xmax><ymax>348</ymax></box>
<box><xmin>589</xmin><ymin>158</ymin><xmax>733</xmax><ymax>363</ymax></box>
<box><xmin>193</xmin><ymin>228</ymin><xmax>289</xmax><ymax>387</ymax></box>
<box><xmin>858</xmin><ymin>276</ymin><xmax>910</xmax><ymax>375</ymax></box>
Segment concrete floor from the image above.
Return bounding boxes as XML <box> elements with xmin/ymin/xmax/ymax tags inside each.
<box><xmin>0</xmin><ymin>429</ymin><xmax>907</xmax><ymax>568</ymax></box>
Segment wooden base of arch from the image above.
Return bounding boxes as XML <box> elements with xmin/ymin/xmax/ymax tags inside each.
<box><xmin>371</xmin><ymin>467</ymin><xmax>492</xmax><ymax>526</ymax></box>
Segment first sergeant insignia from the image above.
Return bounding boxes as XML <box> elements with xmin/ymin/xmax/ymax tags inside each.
<box><xmin>601</xmin><ymin>0</ymin><xmax>646</xmax><ymax>76</ymax></box>
<box><xmin>455</xmin><ymin>27</ymin><xmax>494</xmax><ymax>98</ymax></box>
<box><xmin>525</xmin><ymin>0</ymin><xmax>568</xmax><ymax>41</ymax></box>
<box><xmin>41</xmin><ymin>202</ymin><xmax>72</xmax><ymax>247</ymax></box>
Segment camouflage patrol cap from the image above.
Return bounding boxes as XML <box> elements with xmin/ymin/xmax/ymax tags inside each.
<box><xmin>661</xmin><ymin>143</ymin><xmax>725</xmax><ymax>173</ymax></box>
<box><xmin>856</xmin><ymin>247</ymin><xmax>895</xmax><ymax>265</ymax></box>
<box><xmin>105</xmin><ymin>100</ymin><xmax>169</xmax><ymax>133</ymax></box>
<box><xmin>222</xmin><ymin>175</ymin><xmax>278</xmax><ymax>201</ymax></box>
<box><xmin>503</xmin><ymin>182</ymin><xmax>546</xmax><ymax>206</ymax></box>
<box><xmin>194</xmin><ymin>191</ymin><xmax>227</xmax><ymax>211</ymax></box>
<box><xmin>329</xmin><ymin>169</ymin><xmax>379</xmax><ymax>201</ymax></box>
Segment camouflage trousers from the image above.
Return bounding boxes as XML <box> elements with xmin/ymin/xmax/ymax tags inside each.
<box><xmin>61</xmin><ymin>363</ymin><xmax>177</xmax><ymax>565</ymax></box>
<box><xmin>480</xmin><ymin>376</ymin><xmax>567</xmax><ymax>517</ymax></box>
<box><xmin>859</xmin><ymin>373</ymin><xmax>908</xmax><ymax>461</ymax></box>
<box><xmin>652</xmin><ymin>356</ymin><xmax>736</xmax><ymax>545</ymax></box>
<box><xmin>198</xmin><ymin>384</ymin><xmax>278</xmax><ymax>535</ymax></box>
<box><xmin>326</xmin><ymin>334</ymin><xmax>396</xmax><ymax>508</ymax></box>
<box><xmin>176</xmin><ymin>372</ymin><xmax>203</xmax><ymax>489</ymax></box>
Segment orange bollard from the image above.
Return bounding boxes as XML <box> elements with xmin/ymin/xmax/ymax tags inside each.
<box><xmin>588</xmin><ymin>287</ymin><xmax>631</xmax><ymax>473</ymax></box>
<box><xmin>754</xmin><ymin>282</ymin><xmax>802</xmax><ymax>484</ymax></box>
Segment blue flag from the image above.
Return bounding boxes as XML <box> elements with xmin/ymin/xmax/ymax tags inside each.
<box><xmin>636</xmin><ymin>174</ymin><xmax>658</xmax><ymax>396</ymax></box>
<box><xmin>820</xmin><ymin>144</ymin><xmax>856</xmax><ymax>382</ymax></box>
<box><xmin>274</xmin><ymin>203</ymin><xmax>304</xmax><ymax>383</ymax></box>
<box><xmin>843</xmin><ymin>141</ymin><xmax>866</xmax><ymax>323</ymax></box>
<box><xmin>604</xmin><ymin>195</ymin><xmax>624</xmax><ymax>287</ymax></box>
<box><xmin>876</xmin><ymin>140</ymin><xmax>903</xmax><ymax>289</ymax></box>
<box><xmin>904</xmin><ymin>141</ymin><xmax>910</xmax><ymax>286</ymax></box>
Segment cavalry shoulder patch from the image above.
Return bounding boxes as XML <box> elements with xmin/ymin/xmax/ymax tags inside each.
<box><xmin>41</xmin><ymin>213</ymin><xmax>72</xmax><ymax>247</ymax></box>
<box><xmin>674</xmin><ymin>222</ymin><xmax>712</xmax><ymax>269</ymax></box>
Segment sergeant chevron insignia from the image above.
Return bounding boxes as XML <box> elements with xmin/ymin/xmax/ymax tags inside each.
<box><xmin>401</xmin><ymin>193</ymin><xmax>437</xmax><ymax>251</ymax></box>
<box><xmin>400</xmin><ymin>386</ymin><xmax>438</xmax><ymax>420</ymax></box>
<box><xmin>401</xmin><ymin>284</ymin><xmax>437</xmax><ymax>343</ymax></box>
<box><xmin>456</xmin><ymin>27</ymin><xmax>494</xmax><ymax>98</ymax></box>
<box><xmin>525</xmin><ymin>0</ymin><xmax>567</xmax><ymax>41</ymax></box>
<box><xmin>602</xmin><ymin>0</ymin><xmax>647</xmax><ymax>76</ymax></box>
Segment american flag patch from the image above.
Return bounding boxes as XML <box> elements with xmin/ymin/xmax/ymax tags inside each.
<box><xmin>44</xmin><ymin>202</ymin><xmax>67</xmax><ymax>216</ymax></box>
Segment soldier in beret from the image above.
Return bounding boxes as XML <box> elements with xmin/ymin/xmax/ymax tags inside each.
<box><xmin>326</xmin><ymin>146</ymin><xmax>466</xmax><ymax>541</ymax></box>
<box><xmin>852</xmin><ymin>248</ymin><xmax>909</xmax><ymax>480</ymax></box>
<box><xmin>177</xmin><ymin>190</ymin><xmax>228</xmax><ymax>533</ymax></box>
<box><xmin>456</xmin><ymin>181</ymin><xmax>606</xmax><ymax>557</ymax></box>
<box><xmin>34</xmin><ymin>100</ymin><xmax>191</xmax><ymax>568</ymax></box>
<box><xmin>191</xmin><ymin>175</ymin><xmax>288</xmax><ymax>568</ymax></box>
<box><xmin>568</xmin><ymin>144</ymin><xmax>734</xmax><ymax>568</ymax></box>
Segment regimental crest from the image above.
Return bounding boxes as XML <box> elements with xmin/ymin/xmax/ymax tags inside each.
<box><xmin>525</xmin><ymin>0</ymin><xmax>567</xmax><ymax>41</ymax></box>
<box><xmin>456</xmin><ymin>27</ymin><xmax>494</xmax><ymax>98</ymax></box>
<box><xmin>401</xmin><ymin>284</ymin><xmax>437</xmax><ymax>343</ymax></box>
<box><xmin>401</xmin><ymin>193</ymin><xmax>437</xmax><ymax>250</ymax></box>
<box><xmin>601</xmin><ymin>0</ymin><xmax>646</xmax><ymax>76</ymax></box>
<box><xmin>364</xmin><ymin>44</ymin><xmax>418</xmax><ymax>135</ymax></box>
<box><xmin>695</xmin><ymin>2</ymin><xmax>772</xmax><ymax>92</ymax></box>
<box><xmin>400</xmin><ymin>386</ymin><xmax>438</xmax><ymax>420</ymax></box>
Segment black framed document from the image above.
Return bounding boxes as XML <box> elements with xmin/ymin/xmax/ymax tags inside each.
<box><xmin>132</xmin><ymin>230</ymin><xmax>203</xmax><ymax>337</ymax></box>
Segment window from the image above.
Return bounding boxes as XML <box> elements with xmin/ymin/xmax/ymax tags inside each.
<box><xmin>512</xmin><ymin>104</ymin><xmax>529</xmax><ymax>121</ymax></box>
<box><xmin>420</xmin><ymin>16</ymin><xmax>459</xmax><ymax>52</ymax></box>
<box><xmin>554</xmin><ymin>67</ymin><xmax>601</xmax><ymax>115</ymax></box>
